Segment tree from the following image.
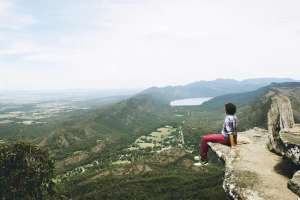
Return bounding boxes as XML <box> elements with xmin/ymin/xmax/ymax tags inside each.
<box><xmin>0</xmin><ymin>142</ymin><xmax>55</xmax><ymax>200</ymax></box>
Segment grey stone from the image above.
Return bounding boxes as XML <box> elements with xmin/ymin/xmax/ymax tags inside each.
<box><xmin>288</xmin><ymin>170</ymin><xmax>300</xmax><ymax>197</ymax></box>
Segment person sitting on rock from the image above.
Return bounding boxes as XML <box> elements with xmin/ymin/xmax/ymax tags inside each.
<box><xmin>194</xmin><ymin>102</ymin><xmax>238</xmax><ymax>166</ymax></box>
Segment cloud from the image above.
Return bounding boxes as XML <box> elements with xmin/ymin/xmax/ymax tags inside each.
<box><xmin>0</xmin><ymin>0</ymin><xmax>36</xmax><ymax>30</ymax></box>
<box><xmin>1</xmin><ymin>0</ymin><xmax>300</xmax><ymax>90</ymax></box>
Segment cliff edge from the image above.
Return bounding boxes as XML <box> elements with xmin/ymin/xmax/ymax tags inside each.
<box><xmin>209</xmin><ymin>128</ymin><xmax>297</xmax><ymax>200</ymax></box>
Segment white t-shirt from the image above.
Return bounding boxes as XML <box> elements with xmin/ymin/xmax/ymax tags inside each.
<box><xmin>221</xmin><ymin>115</ymin><xmax>238</xmax><ymax>138</ymax></box>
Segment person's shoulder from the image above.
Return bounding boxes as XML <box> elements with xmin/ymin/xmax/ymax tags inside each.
<box><xmin>224</xmin><ymin>115</ymin><xmax>229</xmax><ymax>121</ymax></box>
<box><xmin>225</xmin><ymin>115</ymin><xmax>234</xmax><ymax>119</ymax></box>
<box><xmin>225</xmin><ymin>115</ymin><xmax>238</xmax><ymax>121</ymax></box>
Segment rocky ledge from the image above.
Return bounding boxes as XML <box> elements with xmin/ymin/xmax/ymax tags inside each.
<box><xmin>208</xmin><ymin>128</ymin><xmax>298</xmax><ymax>200</ymax></box>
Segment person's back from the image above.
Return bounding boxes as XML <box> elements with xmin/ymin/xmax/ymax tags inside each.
<box><xmin>222</xmin><ymin>114</ymin><xmax>238</xmax><ymax>146</ymax></box>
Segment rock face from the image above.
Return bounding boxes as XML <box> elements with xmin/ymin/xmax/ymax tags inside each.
<box><xmin>280</xmin><ymin>125</ymin><xmax>300</xmax><ymax>165</ymax></box>
<box><xmin>267</xmin><ymin>92</ymin><xmax>300</xmax><ymax>167</ymax></box>
<box><xmin>267</xmin><ymin>93</ymin><xmax>297</xmax><ymax>156</ymax></box>
<box><xmin>208</xmin><ymin>128</ymin><xmax>297</xmax><ymax>200</ymax></box>
<box><xmin>265</xmin><ymin>92</ymin><xmax>300</xmax><ymax>197</ymax></box>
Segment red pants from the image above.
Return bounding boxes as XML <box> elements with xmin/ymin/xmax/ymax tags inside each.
<box><xmin>200</xmin><ymin>133</ymin><xmax>229</xmax><ymax>160</ymax></box>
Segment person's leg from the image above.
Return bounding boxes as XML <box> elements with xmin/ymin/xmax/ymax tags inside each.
<box><xmin>199</xmin><ymin>133</ymin><xmax>227</xmax><ymax>160</ymax></box>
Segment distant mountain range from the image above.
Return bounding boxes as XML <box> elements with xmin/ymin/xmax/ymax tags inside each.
<box><xmin>140</xmin><ymin>78</ymin><xmax>298</xmax><ymax>102</ymax></box>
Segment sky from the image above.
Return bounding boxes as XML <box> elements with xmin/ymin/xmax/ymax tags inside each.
<box><xmin>0</xmin><ymin>0</ymin><xmax>300</xmax><ymax>90</ymax></box>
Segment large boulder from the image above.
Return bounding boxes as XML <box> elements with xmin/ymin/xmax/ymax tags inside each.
<box><xmin>267</xmin><ymin>93</ymin><xmax>300</xmax><ymax>166</ymax></box>
<box><xmin>267</xmin><ymin>94</ymin><xmax>295</xmax><ymax>154</ymax></box>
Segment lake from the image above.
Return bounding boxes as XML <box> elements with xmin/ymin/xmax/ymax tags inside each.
<box><xmin>170</xmin><ymin>97</ymin><xmax>213</xmax><ymax>106</ymax></box>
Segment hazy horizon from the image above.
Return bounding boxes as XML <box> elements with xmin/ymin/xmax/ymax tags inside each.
<box><xmin>0</xmin><ymin>77</ymin><xmax>298</xmax><ymax>92</ymax></box>
<box><xmin>1</xmin><ymin>0</ymin><xmax>300</xmax><ymax>90</ymax></box>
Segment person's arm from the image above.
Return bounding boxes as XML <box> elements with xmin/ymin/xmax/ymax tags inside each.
<box><xmin>228</xmin><ymin>133</ymin><xmax>237</xmax><ymax>147</ymax></box>
<box><xmin>225</xmin><ymin>118</ymin><xmax>237</xmax><ymax>147</ymax></box>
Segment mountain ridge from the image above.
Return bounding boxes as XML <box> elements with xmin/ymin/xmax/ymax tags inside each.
<box><xmin>140</xmin><ymin>78</ymin><xmax>298</xmax><ymax>102</ymax></box>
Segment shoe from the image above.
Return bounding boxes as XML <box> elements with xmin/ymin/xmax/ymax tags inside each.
<box><xmin>193</xmin><ymin>160</ymin><xmax>208</xmax><ymax>167</ymax></box>
<box><xmin>194</xmin><ymin>156</ymin><xmax>200</xmax><ymax>161</ymax></box>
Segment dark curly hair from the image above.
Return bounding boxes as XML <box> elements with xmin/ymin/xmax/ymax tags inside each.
<box><xmin>225</xmin><ymin>103</ymin><xmax>236</xmax><ymax>115</ymax></box>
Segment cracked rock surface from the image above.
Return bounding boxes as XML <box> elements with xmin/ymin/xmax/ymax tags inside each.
<box><xmin>209</xmin><ymin>128</ymin><xmax>298</xmax><ymax>200</ymax></box>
